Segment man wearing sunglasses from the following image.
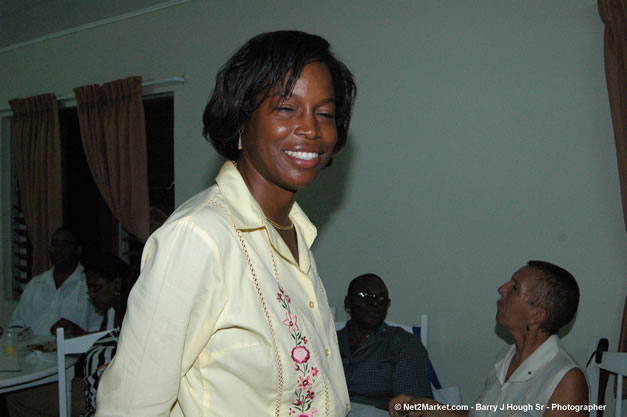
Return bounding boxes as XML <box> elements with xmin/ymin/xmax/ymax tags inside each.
<box><xmin>337</xmin><ymin>273</ymin><xmax>431</xmax><ymax>411</ymax></box>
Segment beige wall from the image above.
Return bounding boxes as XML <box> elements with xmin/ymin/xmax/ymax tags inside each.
<box><xmin>0</xmin><ymin>0</ymin><xmax>624</xmax><ymax>405</ymax></box>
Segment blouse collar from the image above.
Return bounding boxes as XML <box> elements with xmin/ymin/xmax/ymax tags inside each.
<box><xmin>215</xmin><ymin>161</ymin><xmax>318</xmax><ymax>269</ymax></box>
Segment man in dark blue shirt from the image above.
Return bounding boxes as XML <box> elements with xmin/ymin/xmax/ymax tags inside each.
<box><xmin>337</xmin><ymin>273</ymin><xmax>431</xmax><ymax>410</ymax></box>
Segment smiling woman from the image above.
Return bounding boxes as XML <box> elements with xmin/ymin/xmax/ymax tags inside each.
<box><xmin>95</xmin><ymin>31</ymin><xmax>357</xmax><ymax>417</ymax></box>
<box><xmin>239</xmin><ymin>62</ymin><xmax>338</xmax><ymax>192</ymax></box>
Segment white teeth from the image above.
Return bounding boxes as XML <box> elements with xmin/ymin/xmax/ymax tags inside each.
<box><xmin>284</xmin><ymin>150</ymin><xmax>319</xmax><ymax>161</ymax></box>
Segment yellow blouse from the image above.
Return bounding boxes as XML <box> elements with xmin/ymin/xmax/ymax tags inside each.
<box><xmin>96</xmin><ymin>161</ymin><xmax>350</xmax><ymax>417</ymax></box>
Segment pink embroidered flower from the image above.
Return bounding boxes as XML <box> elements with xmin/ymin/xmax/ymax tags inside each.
<box><xmin>298</xmin><ymin>375</ymin><xmax>312</xmax><ymax>390</ymax></box>
<box><xmin>282</xmin><ymin>312</ymin><xmax>299</xmax><ymax>333</ymax></box>
<box><xmin>276</xmin><ymin>285</ymin><xmax>317</xmax><ymax>413</ymax></box>
<box><xmin>291</xmin><ymin>346</ymin><xmax>310</xmax><ymax>364</ymax></box>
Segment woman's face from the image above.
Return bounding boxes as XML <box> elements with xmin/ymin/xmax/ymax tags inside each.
<box><xmin>496</xmin><ymin>266</ymin><xmax>536</xmax><ymax>331</ymax></box>
<box><xmin>86</xmin><ymin>272</ymin><xmax>120</xmax><ymax>313</ymax></box>
<box><xmin>239</xmin><ymin>61</ymin><xmax>338</xmax><ymax>193</ymax></box>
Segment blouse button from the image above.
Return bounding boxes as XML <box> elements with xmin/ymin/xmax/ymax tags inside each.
<box><xmin>308</xmin><ymin>301</ymin><xmax>315</xmax><ymax>309</ymax></box>
<box><xmin>325</xmin><ymin>348</ymin><xmax>330</xmax><ymax>357</ymax></box>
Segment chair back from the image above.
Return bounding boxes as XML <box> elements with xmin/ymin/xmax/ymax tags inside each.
<box><xmin>586</xmin><ymin>337</ymin><xmax>627</xmax><ymax>417</ymax></box>
<box><xmin>56</xmin><ymin>328</ymin><xmax>110</xmax><ymax>417</ymax></box>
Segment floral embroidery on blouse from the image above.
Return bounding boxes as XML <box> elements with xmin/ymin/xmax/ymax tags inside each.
<box><xmin>277</xmin><ymin>285</ymin><xmax>318</xmax><ymax>417</ymax></box>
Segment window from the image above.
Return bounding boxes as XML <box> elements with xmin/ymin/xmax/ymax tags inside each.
<box><xmin>8</xmin><ymin>95</ymin><xmax>174</xmax><ymax>296</ymax></box>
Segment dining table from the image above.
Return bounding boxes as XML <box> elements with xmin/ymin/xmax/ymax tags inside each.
<box><xmin>0</xmin><ymin>334</ymin><xmax>77</xmax><ymax>394</ymax></box>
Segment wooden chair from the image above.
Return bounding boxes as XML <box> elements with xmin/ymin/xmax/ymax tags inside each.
<box><xmin>56</xmin><ymin>328</ymin><xmax>110</xmax><ymax>417</ymax></box>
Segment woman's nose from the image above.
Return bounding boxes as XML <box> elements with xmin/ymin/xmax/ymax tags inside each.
<box><xmin>295</xmin><ymin>112</ymin><xmax>320</xmax><ymax>139</ymax></box>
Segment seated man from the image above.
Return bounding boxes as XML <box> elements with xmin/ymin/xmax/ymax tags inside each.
<box><xmin>337</xmin><ymin>273</ymin><xmax>431</xmax><ymax>410</ymax></box>
<box><xmin>9</xmin><ymin>227</ymin><xmax>102</xmax><ymax>336</ymax></box>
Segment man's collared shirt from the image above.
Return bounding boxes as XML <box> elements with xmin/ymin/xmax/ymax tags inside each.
<box><xmin>10</xmin><ymin>264</ymin><xmax>102</xmax><ymax>335</ymax></box>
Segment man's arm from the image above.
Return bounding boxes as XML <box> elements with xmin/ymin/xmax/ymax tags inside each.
<box><xmin>8</xmin><ymin>281</ymin><xmax>35</xmax><ymax>328</ymax></box>
<box><xmin>544</xmin><ymin>368</ymin><xmax>588</xmax><ymax>417</ymax></box>
<box><xmin>392</xmin><ymin>334</ymin><xmax>431</xmax><ymax>398</ymax></box>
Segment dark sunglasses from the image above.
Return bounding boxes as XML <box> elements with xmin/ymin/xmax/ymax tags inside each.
<box><xmin>355</xmin><ymin>291</ymin><xmax>390</xmax><ymax>305</ymax></box>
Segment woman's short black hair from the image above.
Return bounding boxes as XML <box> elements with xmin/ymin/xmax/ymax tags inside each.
<box><xmin>203</xmin><ymin>30</ymin><xmax>357</xmax><ymax>162</ymax></box>
<box><xmin>82</xmin><ymin>254</ymin><xmax>138</xmax><ymax>311</ymax></box>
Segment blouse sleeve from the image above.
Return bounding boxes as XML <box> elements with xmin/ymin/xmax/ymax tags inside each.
<box><xmin>95</xmin><ymin>218</ymin><xmax>227</xmax><ymax>416</ymax></box>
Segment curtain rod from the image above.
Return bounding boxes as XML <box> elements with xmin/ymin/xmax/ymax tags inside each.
<box><xmin>0</xmin><ymin>77</ymin><xmax>185</xmax><ymax>114</ymax></box>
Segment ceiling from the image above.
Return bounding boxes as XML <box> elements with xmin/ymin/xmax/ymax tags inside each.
<box><xmin>0</xmin><ymin>0</ymin><xmax>186</xmax><ymax>52</ymax></box>
<box><xmin>0</xmin><ymin>0</ymin><xmax>600</xmax><ymax>53</ymax></box>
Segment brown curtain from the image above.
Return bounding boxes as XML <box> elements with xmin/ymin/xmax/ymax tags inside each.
<box><xmin>9</xmin><ymin>94</ymin><xmax>63</xmax><ymax>276</ymax></box>
<box><xmin>598</xmin><ymin>0</ymin><xmax>627</xmax><ymax>230</ymax></box>
<box><xmin>74</xmin><ymin>76</ymin><xmax>150</xmax><ymax>242</ymax></box>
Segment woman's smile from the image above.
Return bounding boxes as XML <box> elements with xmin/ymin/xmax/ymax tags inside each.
<box><xmin>284</xmin><ymin>150</ymin><xmax>320</xmax><ymax>161</ymax></box>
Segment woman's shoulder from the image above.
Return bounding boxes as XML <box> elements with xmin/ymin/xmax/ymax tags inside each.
<box><xmin>141</xmin><ymin>185</ymin><xmax>237</xmax><ymax>256</ymax></box>
<box><xmin>551</xmin><ymin>339</ymin><xmax>582</xmax><ymax>372</ymax></box>
<box><xmin>156</xmin><ymin>185</ymin><xmax>234</xmax><ymax>235</ymax></box>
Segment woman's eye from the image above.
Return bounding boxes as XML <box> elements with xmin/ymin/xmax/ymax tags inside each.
<box><xmin>318</xmin><ymin>111</ymin><xmax>335</xmax><ymax>119</ymax></box>
<box><xmin>276</xmin><ymin>106</ymin><xmax>294</xmax><ymax>112</ymax></box>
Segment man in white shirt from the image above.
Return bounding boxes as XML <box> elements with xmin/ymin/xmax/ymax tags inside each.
<box><xmin>10</xmin><ymin>227</ymin><xmax>102</xmax><ymax>337</ymax></box>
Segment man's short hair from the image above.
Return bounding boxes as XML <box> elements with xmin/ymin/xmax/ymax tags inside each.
<box><xmin>347</xmin><ymin>273</ymin><xmax>385</xmax><ymax>296</ymax></box>
<box><xmin>527</xmin><ymin>260</ymin><xmax>579</xmax><ymax>334</ymax></box>
<box><xmin>51</xmin><ymin>226</ymin><xmax>81</xmax><ymax>245</ymax></box>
